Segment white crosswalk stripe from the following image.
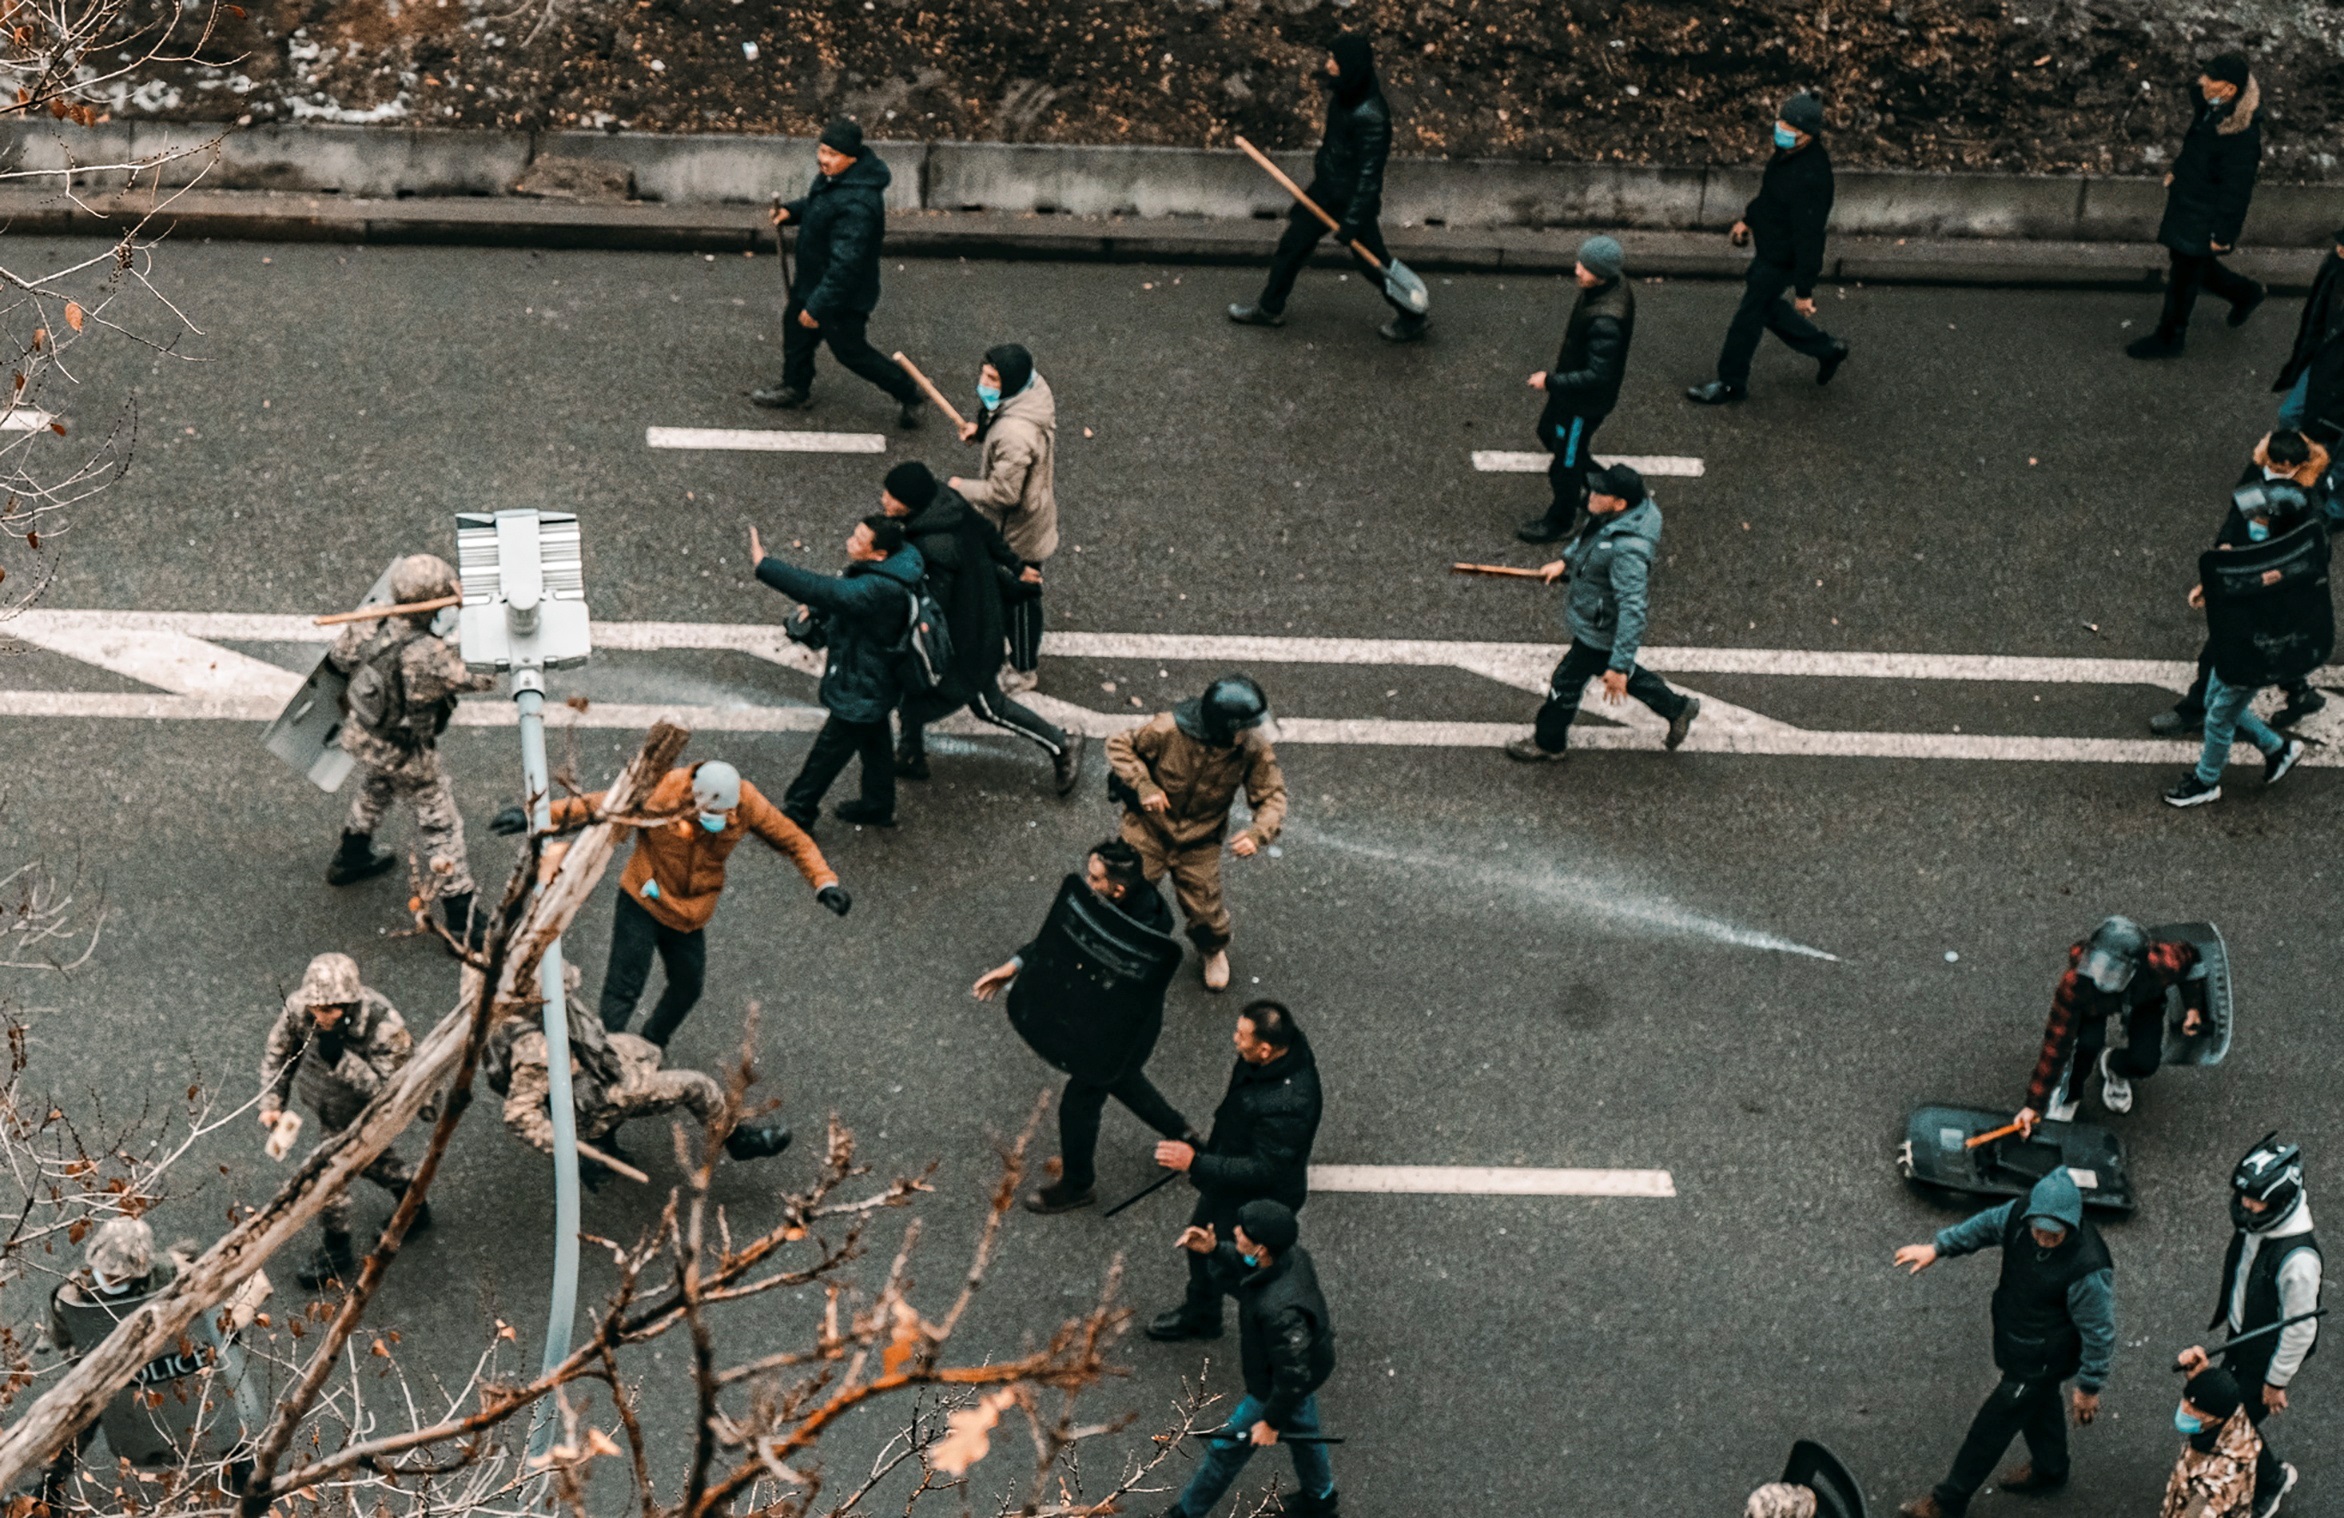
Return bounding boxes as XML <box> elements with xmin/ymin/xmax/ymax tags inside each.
<box><xmin>1471</xmin><ymin>452</ymin><xmax>1705</xmax><ymax>476</ymax></box>
<box><xmin>646</xmin><ymin>426</ymin><xmax>887</xmax><ymax>454</ymax></box>
<box><xmin>1309</xmin><ymin>1165</ymin><xmax>1676</xmax><ymax>1197</ymax></box>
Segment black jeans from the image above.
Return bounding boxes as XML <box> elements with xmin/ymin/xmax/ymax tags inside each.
<box><xmin>1531</xmin><ymin>408</ymin><xmax>1605</xmax><ymax>534</ymax></box>
<box><xmin>1532</xmin><ymin>639</ymin><xmax>1689</xmax><ymax>752</ymax></box>
<box><xmin>2174</xmin><ymin>639</ymin><xmax>2313</xmax><ymax>719</ymax></box>
<box><xmin>2066</xmin><ymin>1001</ymin><xmax>2165</xmax><ymax>1092</ymax></box>
<box><xmin>1716</xmin><ymin>256</ymin><xmax>1839</xmax><ymax>386</ymax></box>
<box><xmin>1007</xmin><ymin>594</ymin><xmax>1045</xmax><ymax>673</ymax></box>
<box><xmin>1258</xmin><ymin>198</ymin><xmax>1413</xmax><ymax>318</ymax></box>
<box><xmin>1932</xmin><ymin>1374</ymin><xmax>2070</xmax><ymax>1513</ymax></box>
<box><xmin>780</xmin><ymin>299</ymin><xmax>919</xmax><ymax>403</ymax></box>
<box><xmin>2158</xmin><ymin>250</ymin><xmax>2262</xmax><ymax>337</ymax></box>
<box><xmin>900</xmin><ymin>675</ymin><xmax>1069</xmax><ymax>758</ymax></box>
<box><xmin>600</xmin><ymin>892</ymin><xmax>708</xmax><ymax>1047</ymax></box>
<box><xmin>1057</xmin><ymin>1069</ymin><xmax>1189</xmax><ymax>1192</ymax></box>
<box><xmin>782</xmin><ymin>714</ymin><xmax>896</xmax><ymax>822</ymax></box>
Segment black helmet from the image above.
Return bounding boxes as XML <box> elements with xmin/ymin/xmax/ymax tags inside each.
<box><xmin>2078</xmin><ymin>916</ymin><xmax>2148</xmax><ymax>992</ymax></box>
<box><xmin>2231</xmin><ymin>1132</ymin><xmax>2307</xmax><ymax>1233</ymax></box>
<box><xmin>1179</xmin><ymin>675</ymin><xmax>1269</xmax><ymax>746</ymax></box>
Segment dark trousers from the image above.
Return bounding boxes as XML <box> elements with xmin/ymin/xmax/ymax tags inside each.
<box><xmin>780</xmin><ymin>299</ymin><xmax>918</xmax><ymax>403</ymax></box>
<box><xmin>2174</xmin><ymin>639</ymin><xmax>2313</xmax><ymax>718</ymax></box>
<box><xmin>1933</xmin><ymin>1375</ymin><xmax>2070</xmax><ymax>1513</ymax></box>
<box><xmin>1057</xmin><ymin>1068</ymin><xmax>1188</xmax><ymax>1192</ymax></box>
<box><xmin>1258</xmin><ymin>199</ymin><xmax>1412</xmax><ymax>318</ymax></box>
<box><xmin>2065</xmin><ymin>1003</ymin><xmax>2165</xmax><ymax>1095</ymax></box>
<box><xmin>2158</xmin><ymin>250</ymin><xmax>2262</xmax><ymax>337</ymax></box>
<box><xmin>1007</xmin><ymin>594</ymin><xmax>1045</xmax><ymax>672</ymax></box>
<box><xmin>1716</xmin><ymin>256</ymin><xmax>1839</xmax><ymax>386</ymax></box>
<box><xmin>600</xmin><ymin>891</ymin><xmax>708</xmax><ymax>1047</ymax></box>
<box><xmin>782</xmin><ymin>714</ymin><xmax>896</xmax><ymax>822</ymax></box>
<box><xmin>1531</xmin><ymin>409</ymin><xmax>1606</xmax><ymax>534</ymax></box>
<box><xmin>900</xmin><ymin>675</ymin><xmax>1069</xmax><ymax>758</ymax></box>
<box><xmin>1532</xmin><ymin>638</ymin><xmax>1689</xmax><ymax>752</ymax></box>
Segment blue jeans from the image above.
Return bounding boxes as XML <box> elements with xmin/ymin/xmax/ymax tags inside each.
<box><xmin>2196</xmin><ymin>669</ymin><xmax>2285</xmax><ymax>784</ymax></box>
<box><xmin>2279</xmin><ymin>371</ymin><xmax>2310</xmax><ymax>431</ymax></box>
<box><xmin>1169</xmin><ymin>1394</ymin><xmax>1335</xmax><ymax>1517</ymax></box>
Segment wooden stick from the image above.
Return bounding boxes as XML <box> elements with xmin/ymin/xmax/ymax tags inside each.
<box><xmin>314</xmin><ymin>593</ymin><xmax>461</xmax><ymax>627</ymax></box>
<box><xmin>577</xmin><ymin>1139</ymin><xmax>651</xmax><ymax>1185</ymax></box>
<box><xmin>1450</xmin><ymin>562</ymin><xmax>1549</xmax><ymax>579</ymax></box>
<box><xmin>1965</xmin><ymin>1121</ymin><xmax>2025</xmax><ymax>1150</ymax></box>
<box><xmin>892</xmin><ymin>352</ymin><xmax>970</xmax><ymax>435</ymax></box>
<box><xmin>1232</xmin><ymin>135</ymin><xmax>1387</xmax><ymax>272</ymax></box>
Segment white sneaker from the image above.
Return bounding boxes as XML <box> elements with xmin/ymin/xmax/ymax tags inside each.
<box><xmin>2097</xmin><ymin>1047</ymin><xmax>2134</xmax><ymax>1114</ymax></box>
<box><xmin>999</xmin><ymin>667</ymin><xmax>1039</xmax><ymax>695</ymax></box>
<box><xmin>2256</xmin><ymin>1462</ymin><xmax>2298</xmax><ymax>1518</ymax></box>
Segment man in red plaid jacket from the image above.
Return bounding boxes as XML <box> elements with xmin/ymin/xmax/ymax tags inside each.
<box><xmin>2015</xmin><ymin>916</ymin><xmax>2206</xmax><ymax>1134</ymax></box>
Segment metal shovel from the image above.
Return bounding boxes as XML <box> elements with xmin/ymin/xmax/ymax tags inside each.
<box><xmin>1233</xmin><ymin>135</ymin><xmax>1430</xmax><ymax>317</ymax></box>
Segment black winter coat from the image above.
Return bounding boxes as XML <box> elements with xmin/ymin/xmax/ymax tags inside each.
<box><xmin>1209</xmin><ymin>1243</ymin><xmax>1336</xmax><ymax>1428</ymax></box>
<box><xmin>1743</xmin><ymin>143</ymin><xmax>1835</xmax><ymax>297</ymax></box>
<box><xmin>759</xmin><ymin>549</ymin><xmax>925</xmax><ymax>724</ymax></box>
<box><xmin>1308</xmin><ymin>90</ymin><xmax>1392</xmax><ymax>234</ymax></box>
<box><xmin>1189</xmin><ymin>1031</ymin><xmax>1322</xmax><ymax>1212</ymax></box>
<box><xmin>900</xmin><ymin>490</ymin><xmax>1023</xmax><ymax>693</ymax></box>
<box><xmin>1541</xmin><ymin>275</ymin><xmax>1636</xmax><ymax>422</ymax></box>
<box><xmin>2277</xmin><ymin>250</ymin><xmax>2344</xmax><ymax>428</ymax></box>
<box><xmin>2158</xmin><ymin>82</ymin><xmax>2262</xmax><ymax>258</ymax></box>
<box><xmin>783</xmin><ymin>153</ymin><xmax>892</xmax><ymax>320</ymax></box>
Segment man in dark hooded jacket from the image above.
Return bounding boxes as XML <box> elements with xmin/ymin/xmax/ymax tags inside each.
<box><xmin>1228</xmin><ymin>37</ymin><xmax>1425</xmax><ymax>343</ymax></box>
<box><xmin>754</xmin><ymin>119</ymin><xmax>923</xmax><ymax>425</ymax></box>
<box><xmin>1518</xmin><ymin>235</ymin><xmax>1637</xmax><ymax>544</ymax></box>
<box><xmin>2130</xmin><ymin>56</ymin><xmax>2265</xmax><ymax>359</ymax></box>
<box><xmin>2274</xmin><ymin>233</ymin><xmax>2344</xmax><ymax>437</ymax></box>
<box><xmin>880</xmin><ymin>461</ymin><xmax>1084</xmax><ymax>794</ymax></box>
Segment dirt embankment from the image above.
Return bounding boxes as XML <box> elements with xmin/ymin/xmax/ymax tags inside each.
<box><xmin>137</xmin><ymin>0</ymin><xmax>2344</xmax><ymax>180</ymax></box>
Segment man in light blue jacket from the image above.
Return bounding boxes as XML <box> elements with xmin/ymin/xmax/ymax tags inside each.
<box><xmin>1505</xmin><ymin>463</ymin><xmax>1701</xmax><ymax>761</ymax></box>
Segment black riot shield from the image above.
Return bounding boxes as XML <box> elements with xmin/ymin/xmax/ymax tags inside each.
<box><xmin>1005</xmin><ymin>875</ymin><xmax>1182</xmax><ymax>1084</ymax></box>
<box><xmin>1782</xmin><ymin>1440</ymin><xmax>1867</xmax><ymax>1518</ymax></box>
<box><xmin>1898</xmin><ymin>1105</ymin><xmax>2136</xmax><ymax>1216</ymax></box>
<box><xmin>2201</xmin><ymin>520</ymin><xmax>2334</xmax><ymax>687</ymax></box>
<box><xmin>2148</xmin><ymin>920</ymin><xmax>2233</xmax><ymax>1067</ymax></box>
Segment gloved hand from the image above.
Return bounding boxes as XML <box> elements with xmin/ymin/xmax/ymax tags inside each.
<box><xmin>489</xmin><ymin>805</ymin><xmax>529</xmax><ymax>836</ymax></box>
<box><xmin>816</xmin><ymin>884</ymin><xmax>852</xmax><ymax>918</ymax></box>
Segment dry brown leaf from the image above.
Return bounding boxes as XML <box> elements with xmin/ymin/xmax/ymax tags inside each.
<box><xmin>370</xmin><ymin>1338</ymin><xmax>389</xmax><ymax>1358</ymax></box>
<box><xmin>931</xmin><ymin>1389</ymin><xmax>1018</xmax><ymax>1476</ymax></box>
<box><xmin>879</xmin><ymin>1298</ymin><xmax>921</xmax><ymax>1377</ymax></box>
<box><xmin>585</xmin><ymin>1427</ymin><xmax>621</xmax><ymax>1457</ymax></box>
<box><xmin>63</xmin><ymin>301</ymin><xmax>81</xmax><ymax>332</ymax></box>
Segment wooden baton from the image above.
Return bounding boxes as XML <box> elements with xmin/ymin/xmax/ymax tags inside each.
<box><xmin>1964</xmin><ymin>1121</ymin><xmax>2026</xmax><ymax>1150</ymax></box>
<box><xmin>1232</xmin><ymin>135</ymin><xmax>1388</xmax><ymax>272</ymax></box>
<box><xmin>1450</xmin><ymin>562</ymin><xmax>1550</xmax><ymax>580</ymax></box>
<box><xmin>314</xmin><ymin>593</ymin><xmax>461</xmax><ymax>627</ymax></box>
<box><xmin>578</xmin><ymin>1140</ymin><xmax>651</xmax><ymax>1185</ymax></box>
<box><xmin>892</xmin><ymin>352</ymin><xmax>971</xmax><ymax>435</ymax></box>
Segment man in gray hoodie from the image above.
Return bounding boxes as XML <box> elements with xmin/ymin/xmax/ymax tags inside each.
<box><xmin>1505</xmin><ymin>463</ymin><xmax>1701</xmax><ymax>761</ymax></box>
<box><xmin>1892</xmin><ymin>1170</ymin><xmax>2117</xmax><ymax>1518</ymax></box>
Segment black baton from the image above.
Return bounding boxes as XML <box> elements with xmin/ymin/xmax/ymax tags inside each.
<box><xmin>1104</xmin><ymin>1167</ymin><xmax>1183</xmax><ymax>1218</ymax></box>
<box><xmin>2171</xmin><ymin>1308</ymin><xmax>2328</xmax><ymax>1371</ymax></box>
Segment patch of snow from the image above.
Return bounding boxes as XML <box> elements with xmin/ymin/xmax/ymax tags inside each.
<box><xmin>287</xmin><ymin>93</ymin><xmax>410</xmax><ymax>123</ymax></box>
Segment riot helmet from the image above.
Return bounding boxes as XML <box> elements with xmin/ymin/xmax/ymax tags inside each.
<box><xmin>691</xmin><ymin>759</ymin><xmax>742</xmax><ymax>814</ymax></box>
<box><xmin>2230</xmin><ymin>1132</ymin><xmax>2307</xmax><ymax>1233</ymax></box>
<box><xmin>1188</xmin><ymin>675</ymin><xmax>1269</xmax><ymax>747</ymax></box>
<box><xmin>389</xmin><ymin>553</ymin><xmax>459</xmax><ymax>608</ymax></box>
<box><xmin>86</xmin><ymin>1216</ymin><xmax>155</xmax><ymax>1292</ymax></box>
<box><xmin>2078</xmin><ymin>916</ymin><xmax>2149</xmax><ymax>993</ymax></box>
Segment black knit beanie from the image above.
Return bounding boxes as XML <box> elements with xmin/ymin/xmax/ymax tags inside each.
<box><xmin>883</xmin><ymin>461</ymin><xmax>937</xmax><ymax>510</ymax></box>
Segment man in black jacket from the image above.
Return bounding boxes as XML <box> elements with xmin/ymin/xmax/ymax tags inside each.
<box><xmin>1518</xmin><ymin>235</ymin><xmax>1637</xmax><ymax>544</ymax></box>
<box><xmin>879</xmin><ymin>462</ymin><xmax>1084</xmax><ymax>794</ymax></box>
<box><xmin>2131</xmin><ymin>56</ymin><xmax>2264</xmax><ymax>360</ymax></box>
<box><xmin>975</xmin><ymin>840</ymin><xmax>1195</xmax><ymax>1215</ymax></box>
<box><xmin>753</xmin><ymin>119</ymin><xmax>922</xmax><ymax>425</ymax></box>
<box><xmin>1228</xmin><ymin>36</ymin><xmax>1425</xmax><ymax>343</ymax></box>
<box><xmin>2275</xmin><ymin>233</ymin><xmax>2344</xmax><ymax>436</ymax></box>
<box><xmin>1688</xmin><ymin>93</ymin><xmax>1849</xmax><ymax>405</ymax></box>
<box><xmin>1164</xmin><ymin>1200</ymin><xmax>1339</xmax><ymax>1518</ymax></box>
<box><xmin>1147</xmin><ymin>1000</ymin><xmax>1322</xmax><ymax>1343</ymax></box>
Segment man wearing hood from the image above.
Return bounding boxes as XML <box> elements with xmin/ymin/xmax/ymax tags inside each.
<box><xmin>1517</xmin><ymin>235</ymin><xmax>1637</xmax><ymax>545</ymax></box>
<box><xmin>2178</xmin><ymin>1134</ymin><xmax>2320</xmax><ymax>1517</ymax></box>
<box><xmin>1505</xmin><ymin>463</ymin><xmax>1701</xmax><ymax>761</ymax></box>
<box><xmin>2132</xmin><ymin>55</ymin><xmax>2265</xmax><ymax>359</ymax></box>
<box><xmin>880</xmin><ymin>461</ymin><xmax>1084</xmax><ymax>794</ymax></box>
<box><xmin>754</xmin><ymin>119</ymin><xmax>923</xmax><ymax>426</ymax></box>
<box><xmin>750</xmin><ymin>514</ymin><xmax>927</xmax><ymax>830</ymax></box>
<box><xmin>948</xmin><ymin>343</ymin><xmax>1059</xmax><ymax>694</ymax></box>
<box><xmin>1228</xmin><ymin>37</ymin><xmax>1425</xmax><ymax>343</ymax></box>
<box><xmin>1893</xmin><ymin>1170</ymin><xmax>2117</xmax><ymax>1518</ymax></box>
<box><xmin>1105</xmin><ymin>675</ymin><xmax>1288</xmax><ymax>992</ymax></box>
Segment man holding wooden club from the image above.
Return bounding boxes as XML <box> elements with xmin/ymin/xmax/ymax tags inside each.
<box><xmin>1228</xmin><ymin>36</ymin><xmax>1427</xmax><ymax>343</ymax></box>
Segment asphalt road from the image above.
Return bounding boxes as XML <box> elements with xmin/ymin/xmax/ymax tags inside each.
<box><xmin>0</xmin><ymin>235</ymin><xmax>2338</xmax><ymax>1517</ymax></box>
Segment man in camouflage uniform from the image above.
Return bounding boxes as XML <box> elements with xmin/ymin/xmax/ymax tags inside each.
<box><xmin>493</xmin><ymin>991</ymin><xmax>794</xmax><ymax>1188</ymax></box>
<box><xmin>323</xmin><ymin>553</ymin><xmax>498</xmax><ymax>946</ymax></box>
<box><xmin>258</xmin><ymin>952</ymin><xmax>425</xmax><ymax>1289</ymax></box>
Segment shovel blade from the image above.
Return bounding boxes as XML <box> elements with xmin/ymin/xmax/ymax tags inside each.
<box><xmin>1382</xmin><ymin>256</ymin><xmax>1430</xmax><ymax>316</ymax></box>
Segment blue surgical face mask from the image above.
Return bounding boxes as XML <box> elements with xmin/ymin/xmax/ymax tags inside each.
<box><xmin>1774</xmin><ymin>125</ymin><xmax>1800</xmax><ymax>149</ymax></box>
<box><xmin>977</xmin><ymin>383</ymin><xmax>1002</xmax><ymax>409</ymax></box>
<box><xmin>1241</xmin><ymin>1252</ymin><xmax>1261</xmax><ymax>1268</ymax></box>
<box><xmin>700</xmin><ymin>812</ymin><xmax>727</xmax><ymax>832</ymax></box>
<box><xmin>2248</xmin><ymin>518</ymin><xmax>2272</xmax><ymax>542</ymax></box>
<box><xmin>2174</xmin><ymin>1403</ymin><xmax>2206</xmax><ymax>1434</ymax></box>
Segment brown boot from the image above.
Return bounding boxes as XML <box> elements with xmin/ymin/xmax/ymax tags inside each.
<box><xmin>1897</xmin><ymin>1498</ymin><xmax>1951</xmax><ymax>1518</ymax></box>
<box><xmin>1998</xmin><ymin>1464</ymin><xmax>2067</xmax><ymax>1496</ymax></box>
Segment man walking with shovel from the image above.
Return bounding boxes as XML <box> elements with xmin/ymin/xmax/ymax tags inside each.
<box><xmin>1228</xmin><ymin>37</ymin><xmax>1428</xmax><ymax>343</ymax></box>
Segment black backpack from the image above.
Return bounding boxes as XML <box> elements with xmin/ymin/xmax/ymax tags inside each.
<box><xmin>895</xmin><ymin>577</ymin><xmax>957</xmax><ymax>697</ymax></box>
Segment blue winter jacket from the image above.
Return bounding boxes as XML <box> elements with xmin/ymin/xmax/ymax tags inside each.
<box><xmin>756</xmin><ymin>548</ymin><xmax>925</xmax><ymax>724</ymax></box>
<box><xmin>1561</xmin><ymin>498</ymin><xmax>1663</xmax><ymax>672</ymax></box>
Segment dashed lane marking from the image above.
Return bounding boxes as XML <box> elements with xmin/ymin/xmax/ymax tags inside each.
<box><xmin>646</xmin><ymin>426</ymin><xmax>887</xmax><ymax>454</ymax></box>
<box><xmin>1309</xmin><ymin>1165</ymin><xmax>1677</xmax><ymax>1197</ymax></box>
<box><xmin>1471</xmin><ymin>452</ymin><xmax>1706</xmax><ymax>477</ymax></box>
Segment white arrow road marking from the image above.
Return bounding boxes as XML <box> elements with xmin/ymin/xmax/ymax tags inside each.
<box><xmin>0</xmin><ymin>410</ymin><xmax>57</xmax><ymax>433</ymax></box>
<box><xmin>1309</xmin><ymin>1165</ymin><xmax>1677</xmax><ymax>1197</ymax></box>
<box><xmin>10</xmin><ymin>621</ymin><xmax>303</xmax><ymax>702</ymax></box>
<box><xmin>1472</xmin><ymin>452</ymin><xmax>1705</xmax><ymax>476</ymax></box>
<box><xmin>646</xmin><ymin>426</ymin><xmax>887</xmax><ymax>454</ymax></box>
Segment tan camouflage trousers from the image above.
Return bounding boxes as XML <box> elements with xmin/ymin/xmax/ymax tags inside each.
<box><xmin>316</xmin><ymin>1124</ymin><xmax>416</xmax><ymax>1235</ymax></box>
<box><xmin>581</xmin><ymin>1034</ymin><xmax>724</xmax><ymax>1145</ymax></box>
<box><xmin>345</xmin><ymin>747</ymin><xmax>475</xmax><ymax>898</ymax></box>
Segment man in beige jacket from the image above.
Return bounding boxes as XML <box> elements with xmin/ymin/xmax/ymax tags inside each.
<box><xmin>949</xmin><ymin>342</ymin><xmax>1056</xmax><ymax>693</ymax></box>
<box><xmin>1105</xmin><ymin>676</ymin><xmax>1287</xmax><ymax>991</ymax></box>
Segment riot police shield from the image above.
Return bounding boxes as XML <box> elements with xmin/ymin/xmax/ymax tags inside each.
<box><xmin>1005</xmin><ymin>875</ymin><xmax>1182</xmax><ymax>1084</ymax></box>
<box><xmin>263</xmin><ymin>559</ymin><xmax>394</xmax><ymax>793</ymax></box>
<box><xmin>2148</xmin><ymin>920</ymin><xmax>2233</xmax><ymax>1067</ymax></box>
<box><xmin>1897</xmin><ymin>1105</ymin><xmax>2137</xmax><ymax>1216</ymax></box>
<box><xmin>2201</xmin><ymin>520</ymin><xmax>2334</xmax><ymax>687</ymax></box>
<box><xmin>52</xmin><ymin>1266</ymin><xmax>270</xmax><ymax>1468</ymax></box>
<box><xmin>1782</xmin><ymin>1440</ymin><xmax>1867</xmax><ymax>1518</ymax></box>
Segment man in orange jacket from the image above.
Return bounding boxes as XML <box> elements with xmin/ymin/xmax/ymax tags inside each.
<box><xmin>496</xmin><ymin>758</ymin><xmax>849</xmax><ymax>1047</ymax></box>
